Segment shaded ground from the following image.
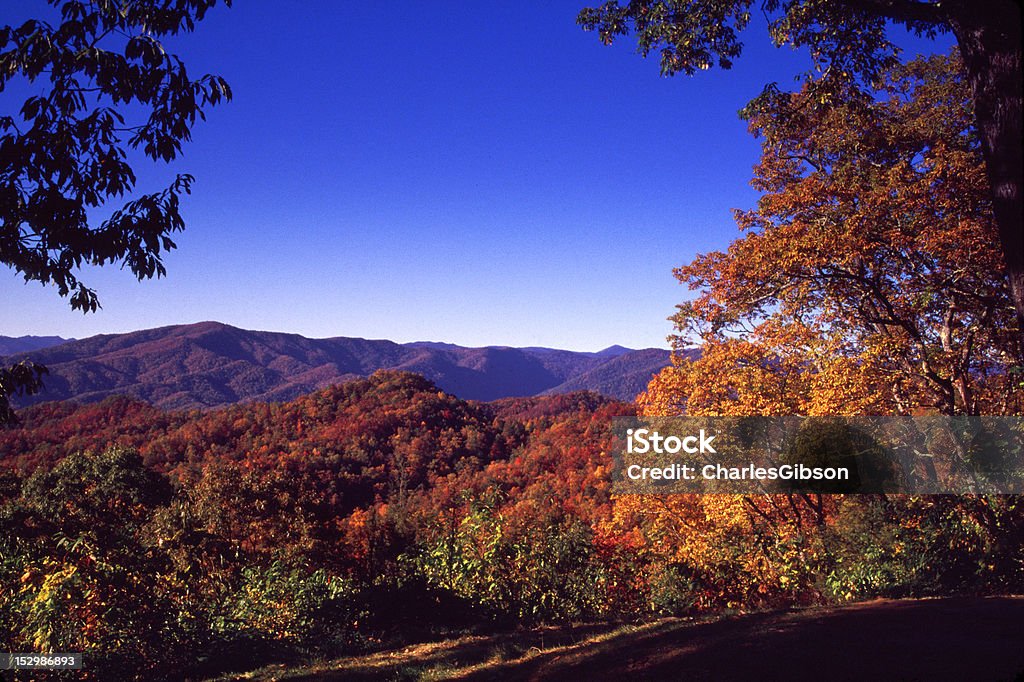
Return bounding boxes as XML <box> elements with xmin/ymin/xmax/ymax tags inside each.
<box><xmin>218</xmin><ymin>596</ymin><xmax>1024</xmax><ymax>682</ymax></box>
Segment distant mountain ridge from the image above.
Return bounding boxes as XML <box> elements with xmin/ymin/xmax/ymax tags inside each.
<box><xmin>1</xmin><ymin>322</ymin><xmax>672</xmax><ymax>409</ymax></box>
<box><xmin>0</xmin><ymin>335</ymin><xmax>72</xmax><ymax>356</ymax></box>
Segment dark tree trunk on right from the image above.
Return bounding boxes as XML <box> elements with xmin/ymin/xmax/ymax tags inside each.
<box><xmin>948</xmin><ymin>1</ymin><xmax>1024</xmax><ymax>343</ymax></box>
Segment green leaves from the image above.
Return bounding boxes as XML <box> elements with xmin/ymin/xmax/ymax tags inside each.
<box><xmin>578</xmin><ymin>1</ymin><xmax>908</xmax><ymax>84</ymax></box>
<box><xmin>578</xmin><ymin>1</ymin><xmax>754</xmax><ymax>75</ymax></box>
<box><xmin>0</xmin><ymin>0</ymin><xmax>232</xmax><ymax>312</ymax></box>
<box><xmin>0</xmin><ymin>361</ymin><xmax>48</xmax><ymax>426</ymax></box>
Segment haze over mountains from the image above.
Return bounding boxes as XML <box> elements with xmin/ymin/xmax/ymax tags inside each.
<box><xmin>1</xmin><ymin>322</ymin><xmax>674</xmax><ymax>409</ymax></box>
<box><xmin>0</xmin><ymin>335</ymin><xmax>75</xmax><ymax>356</ymax></box>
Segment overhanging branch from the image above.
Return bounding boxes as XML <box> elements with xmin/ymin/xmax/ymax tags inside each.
<box><xmin>841</xmin><ymin>0</ymin><xmax>947</xmax><ymax>26</ymax></box>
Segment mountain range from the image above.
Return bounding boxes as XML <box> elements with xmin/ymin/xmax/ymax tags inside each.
<box><xmin>0</xmin><ymin>335</ymin><xmax>75</xmax><ymax>356</ymax></box>
<box><xmin>1</xmin><ymin>322</ymin><xmax>676</xmax><ymax>409</ymax></box>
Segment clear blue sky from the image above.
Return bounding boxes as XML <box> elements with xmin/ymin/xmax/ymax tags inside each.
<box><xmin>0</xmin><ymin>2</ymin><xmax>950</xmax><ymax>351</ymax></box>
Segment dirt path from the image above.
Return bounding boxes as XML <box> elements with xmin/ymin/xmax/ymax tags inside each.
<box><xmin>227</xmin><ymin>596</ymin><xmax>1024</xmax><ymax>682</ymax></box>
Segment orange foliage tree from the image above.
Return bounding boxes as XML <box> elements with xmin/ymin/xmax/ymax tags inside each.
<box><xmin>623</xmin><ymin>52</ymin><xmax>1023</xmax><ymax>609</ymax></box>
<box><xmin>643</xmin><ymin>52</ymin><xmax>1021</xmax><ymax>419</ymax></box>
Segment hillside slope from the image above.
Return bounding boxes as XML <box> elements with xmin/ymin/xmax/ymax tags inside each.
<box><xmin>3</xmin><ymin>322</ymin><xmax>670</xmax><ymax>408</ymax></box>
<box><xmin>0</xmin><ymin>335</ymin><xmax>71</xmax><ymax>355</ymax></box>
<box><xmin>214</xmin><ymin>597</ymin><xmax>1024</xmax><ymax>682</ymax></box>
<box><xmin>543</xmin><ymin>347</ymin><xmax>689</xmax><ymax>401</ymax></box>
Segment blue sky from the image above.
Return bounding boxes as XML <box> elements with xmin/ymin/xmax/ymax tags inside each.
<box><xmin>0</xmin><ymin>2</ymin><xmax>951</xmax><ymax>351</ymax></box>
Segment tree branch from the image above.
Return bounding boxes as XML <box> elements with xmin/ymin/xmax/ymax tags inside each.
<box><xmin>841</xmin><ymin>0</ymin><xmax>948</xmax><ymax>26</ymax></box>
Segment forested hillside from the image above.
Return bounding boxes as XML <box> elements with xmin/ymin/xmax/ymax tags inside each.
<box><xmin>1</xmin><ymin>371</ymin><xmax>1021</xmax><ymax>681</ymax></box>
<box><xmin>2</xmin><ymin>3</ymin><xmax>1022</xmax><ymax>681</ymax></box>
<box><xmin>0</xmin><ymin>335</ymin><xmax>70</xmax><ymax>356</ymax></box>
<box><xmin>1</xmin><ymin>322</ymin><xmax>670</xmax><ymax>408</ymax></box>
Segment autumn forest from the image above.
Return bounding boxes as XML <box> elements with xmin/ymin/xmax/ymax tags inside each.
<box><xmin>2</xmin><ymin>1</ymin><xmax>1024</xmax><ymax>680</ymax></box>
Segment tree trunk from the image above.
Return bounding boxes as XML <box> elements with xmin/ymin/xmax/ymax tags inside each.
<box><xmin>949</xmin><ymin>1</ymin><xmax>1024</xmax><ymax>343</ymax></box>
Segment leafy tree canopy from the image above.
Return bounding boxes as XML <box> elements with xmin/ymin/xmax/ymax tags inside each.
<box><xmin>0</xmin><ymin>0</ymin><xmax>230</xmax><ymax>424</ymax></box>
<box><xmin>578</xmin><ymin>0</ymin><xmax>1023</xmax><ymax>332</ymax></box>
<box><xmin>1</xmin><ymin>0</ymin><xmax>231</xmax><ymax>312</ymax></box>
<box><xmin>0</xmin><ymin>361</ymin><xmax>47</xmax><ymax>425</ymax></box>
<box><xmin>640</xmin><ymin>53</ymin><xmax>1021</xmax><ymax>418</ymax></box>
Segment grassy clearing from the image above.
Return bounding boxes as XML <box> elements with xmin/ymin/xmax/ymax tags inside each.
<box><xmin>205</xmin><ymin>620</ymin><xmax>673</xmax><ymax>681</ymax></box>
<box><xmin>209</xmin><ymin>597</ymin><xmax>1024</xmax><ymax>682</ymax></box>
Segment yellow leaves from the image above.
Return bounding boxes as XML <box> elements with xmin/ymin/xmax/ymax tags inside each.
<box><xmin>609</xmin><ymin>492</ymin><xmax>833</xmax><ymax>610</ymax></box>
<box><xmin>637</xmin><ymin>365</ymin><xmax>690</xmax><ymax>417</ymax></box>
<box><xmin>806</xmin><ymin>355</ymin><xmax>888</xmax><ymax>416</ymax></box>
<box><xmin>663</xmin><ymin>51</ymin><xmax>1021</xmax><ymax>418</ymax></box>
<box><xmin>642</xmin><ymin>334</ymin><xmax>821</xmax><ymax>418</ymax></box>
